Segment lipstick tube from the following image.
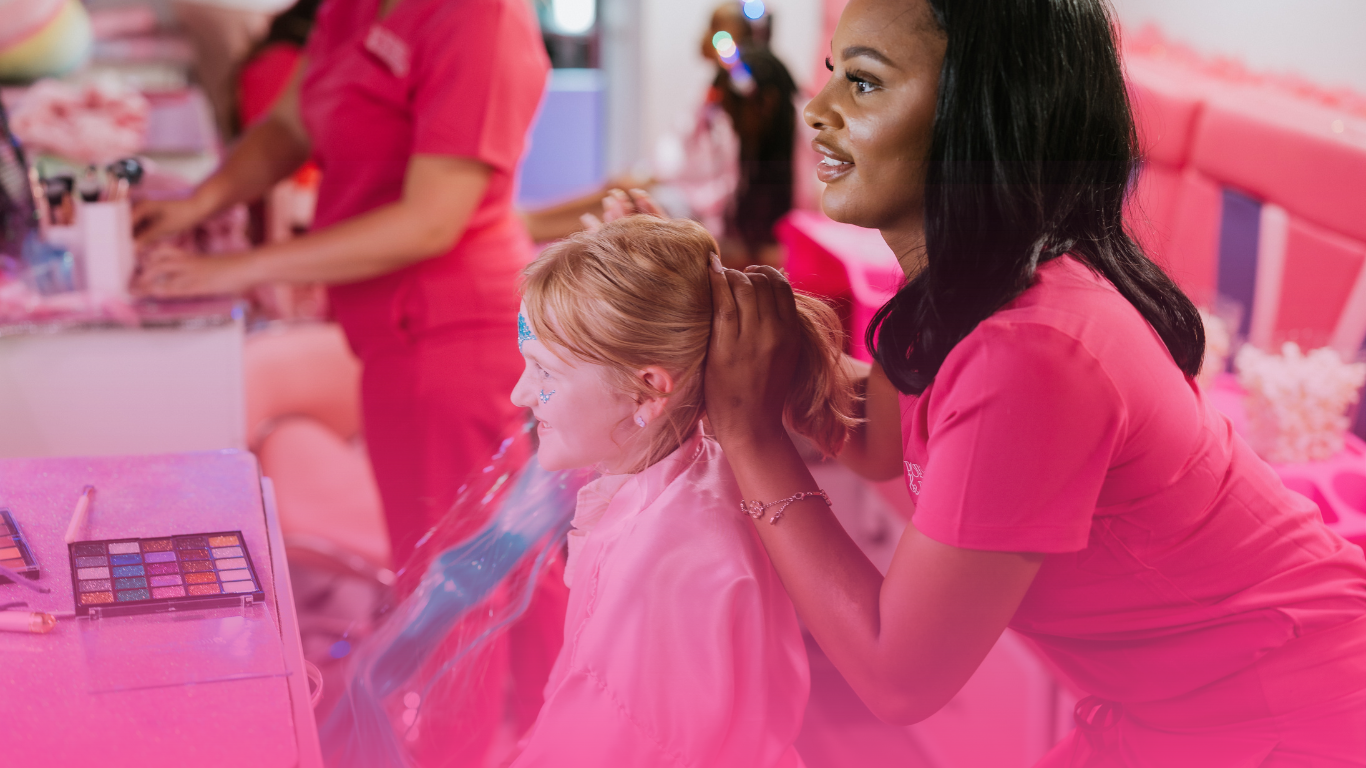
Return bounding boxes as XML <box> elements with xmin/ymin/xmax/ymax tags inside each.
<box><xmin>0</xmin><ymin>610</ymin><xmax>56</xmax><ymax>634</ymax></box>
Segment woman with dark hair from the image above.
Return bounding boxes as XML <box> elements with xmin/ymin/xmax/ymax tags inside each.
<box><xmin>699</xmin><ymin>0</ymin><xmax>1366</xmax><ymax>764</ymax></box>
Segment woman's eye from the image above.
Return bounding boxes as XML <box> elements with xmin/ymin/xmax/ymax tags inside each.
<box><xmin>846</xmin><ymin>72</ymin><xmax>876</xmax><ymax>94</ymax></box>
<box><xmin>824</xmin><ymin>56</ymin><xmax>834</xmax><ymax>72</ymax></box>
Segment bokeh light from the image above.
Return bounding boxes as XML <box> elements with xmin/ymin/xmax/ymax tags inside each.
<box><xmin>552</xmin><ymin>0</ymin><xmax>596</xmax><ymax>35</ymax></box>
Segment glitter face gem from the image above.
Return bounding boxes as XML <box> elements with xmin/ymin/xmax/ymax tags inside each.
<box><xmin>538</xmin><ymin>389</ymin><xmax>556</xmax><ymax>404</ymax></box>
<box><xmin>518</xmin><ymin>313</ymin><xmax>536</xmax><ymax>352</ymax></box>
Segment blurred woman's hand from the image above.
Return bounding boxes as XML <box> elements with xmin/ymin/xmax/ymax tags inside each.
<box><xmin>705</xmin><ymin>261</ymin><xmax>804</xmax><ymax>449</ymax></box>
<box><xmin>132</xmin><ymin>196</ymin><xmax>213</xmax><ymax>247</ymax></box>
<box><xmin>581</xmin><ymin>188</ymin><xmax>666</xmax><ymax>232</ymax></box>
<box><xmin>132</xmin><ymin>244</ymin><xmax>259</xmax><ymax>298</ymax></box>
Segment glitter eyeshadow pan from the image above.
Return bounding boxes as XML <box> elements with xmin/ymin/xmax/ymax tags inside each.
<box><xmin>0</xmin><ymin>509</ymin><xmax>41</xmax><ymax>585</ymax></box>
<box><xmin>68</xmin><ymin>530</ymin><xmax>264</xmax><ymax>617</ymax></box>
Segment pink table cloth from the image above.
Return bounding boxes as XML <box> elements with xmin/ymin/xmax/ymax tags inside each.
<box><xmin>0</xmin><ymin>450</ymin><xmax>319</xmax><ymax>767</ymax></box>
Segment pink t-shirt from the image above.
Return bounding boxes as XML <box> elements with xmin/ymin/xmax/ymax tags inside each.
<box><xmin>512</xmin><ymin>432</ymin><xmax>809</xmax><ymax>768</ymax></box>
<box><xmin>300</xmin><ymin>0</ymin><xmax>548</xmax><ymax>351</ymax></box>
<box><xmin>900</xmin><ymin>255</ymin><xmax>1366</xmax><ymax>703</ymax></box>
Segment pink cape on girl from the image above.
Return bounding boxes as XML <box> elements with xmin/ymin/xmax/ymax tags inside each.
<box><xmin>512</xmin><ymin>430</ymin><xmax>810</xmax><ymax>768</ymax></box>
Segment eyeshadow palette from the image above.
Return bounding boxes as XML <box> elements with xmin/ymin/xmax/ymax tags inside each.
<box><xmin>68</xmin><ymin>531</ymin><xmax>265</xmax><ymax>617</ymax></box>
<box><xmin>0</xmin><ymin>509</ymin><xmax>39</xmax><ymax>584</ymax></box>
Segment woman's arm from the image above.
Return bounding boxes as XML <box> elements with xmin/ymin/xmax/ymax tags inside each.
<box><xmin>705</xmin><ymin>262</ymin><xmax>1043</xmax><ymax>724</ymax></box>
<box><xmin>135</xmin><ymin>154</ymin><xmax>491</xmax><ymax>296</ymax></box>
<box><xmin>133</xmin><ymin>59</ymin><xmax>314</xmax><ymax>245</ymax></box>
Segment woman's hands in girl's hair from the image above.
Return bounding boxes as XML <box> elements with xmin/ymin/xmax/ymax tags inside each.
<box><xmin>132</xmin><ymin>244</ymin><xmax>259</xmax><ymax>298</ymax></box>
<box><xmin>581</xmin><ymin>188</ymin><xmax>666</xmax><ymax>231</ymax></box>
<box><xmin>705</xmin><ymin>260</ymin><xmax>804</xmax><ymax>450</ymax></box>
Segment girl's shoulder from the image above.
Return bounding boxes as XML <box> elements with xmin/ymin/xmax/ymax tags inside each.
<box><xmin>622</xmin><ymin>438</ymin><xmax>771</xmax><ymax>583</ymax></box>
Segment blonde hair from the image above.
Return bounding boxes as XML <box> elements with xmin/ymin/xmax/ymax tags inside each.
<box><xmin>521</xmin><ymin>217</ymin><xmax>857</xmax><ymax>470</ymax></box>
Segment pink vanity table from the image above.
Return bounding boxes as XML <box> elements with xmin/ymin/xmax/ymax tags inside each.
<box><xmin>0</xmin><ymin>450</ymin><xmax>321</xmax><ymax>767</ymax></box>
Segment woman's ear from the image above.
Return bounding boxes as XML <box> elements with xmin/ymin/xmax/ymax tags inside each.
<box><xmin>634</xmin><ymin>366</ymin><xmax>675</xmax><ymax>424</ymax></box>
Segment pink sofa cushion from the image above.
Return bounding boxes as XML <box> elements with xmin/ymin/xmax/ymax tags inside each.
<box><xmin>1190</xmin><ymin>91</ymin><xmax>1366</xmax><ymax>244</ymax></box>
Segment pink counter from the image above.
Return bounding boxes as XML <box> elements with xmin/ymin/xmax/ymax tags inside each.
<box><xmin>0</xmin><ymin>450</ymin><xmax>321</xmax><ymax>767</ymax></box>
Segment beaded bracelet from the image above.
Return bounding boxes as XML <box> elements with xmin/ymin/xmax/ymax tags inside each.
<box><xmin>739</xmin><ymin>489</ymin><xmax>831</xmax><ymax>525</ymax></box>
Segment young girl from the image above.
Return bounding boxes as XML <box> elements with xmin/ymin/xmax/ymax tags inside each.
<box><xmin>508</xmin><ymin>216</ymin><xmax>855</xmax><ymax>768</ymax></box>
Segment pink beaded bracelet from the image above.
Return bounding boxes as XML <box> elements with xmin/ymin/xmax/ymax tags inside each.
<box><xmin>739</xmin><ymin>489</ymin><xmax>831</xmax><ymax>525</ymax></box>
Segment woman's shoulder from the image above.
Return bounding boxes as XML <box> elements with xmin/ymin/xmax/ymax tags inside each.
<box><xmin>949</xmin><ymin>256</ymin><xmax>1174</xmax><ymax>382</ymax></box>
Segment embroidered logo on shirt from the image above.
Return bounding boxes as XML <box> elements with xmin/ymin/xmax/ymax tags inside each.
<box><xmin>364</xmin><ymin>25</ymin><xmax>410</xmax><ymax>77</ymax></box>
<box><xmin>904</xmin><ymin>461</ymin><xmax>924</xmax><ymax>496</ymax></box>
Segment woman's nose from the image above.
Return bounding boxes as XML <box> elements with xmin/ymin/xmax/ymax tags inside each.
<box><xmin>804</xmin><ymin>83</ymin><xmax>840</xmax><ymax>131</ymax></box>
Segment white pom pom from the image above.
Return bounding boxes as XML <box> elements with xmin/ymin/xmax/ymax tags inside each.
<box><xmin>1236</xmin><ymin>342</ymin><xmax>1366</xmax><ymax>463</ymax></box>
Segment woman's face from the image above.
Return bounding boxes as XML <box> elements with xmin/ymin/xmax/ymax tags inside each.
<box><xmin>511</xmin><ymin>307</ymin><xmax>641</xmax><ymax>473</ymax></box>
<box><xmin>804</xmin><ymin>0</ymin><xmax>945</xmax><ymax>236</ymax></box>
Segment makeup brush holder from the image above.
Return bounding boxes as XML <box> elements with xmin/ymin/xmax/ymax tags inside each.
<box><xmin>75</xmin><ymin>199</ymin><xmax>135</xmax><ymax>299</ymax></box>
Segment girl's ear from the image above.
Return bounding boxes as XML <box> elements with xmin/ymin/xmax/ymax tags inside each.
<box><xmin>635</xmin><ymin>366</ymin><xmax>675</xmax><ymax>423</ymax></box>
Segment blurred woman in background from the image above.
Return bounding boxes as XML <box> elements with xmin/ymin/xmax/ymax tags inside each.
<box><xmin>523</xmin><ymin>1</ymin><xmax>798</xmax><ymax>268</ymax></box>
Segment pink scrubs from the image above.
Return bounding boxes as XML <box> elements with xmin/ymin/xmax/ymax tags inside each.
<box><xmin>900</xmin><ymin>256</ymin><xmax>1366</xmax><ymax>766</ymax></box>
<box><xmin>512</xmin><ymin>431</ymin><xmax>810</xmax><ymax>768</ymax></box>
<box><xmin>300</xmin><ymin>1</ymin><xmax>550</xmax><ymax>762</ymax></box>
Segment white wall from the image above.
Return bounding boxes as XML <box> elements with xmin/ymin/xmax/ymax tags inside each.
<box><xmin>622</xmin><ymin>0</ymin><xmax>821</xmax><ymax>175</ymax></box>
<box><xmin>1110</xmin><ymin>0</ymin><xmax>1366</xmax><ymax>93</ymax></box>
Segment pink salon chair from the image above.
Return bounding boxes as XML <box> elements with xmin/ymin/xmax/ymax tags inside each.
<box><xmin>244</xmin><ymin>322</ymin><xmax>393</xmax><ymax>711</ymax></box>
<box><xmin>244</xmin><ymin>321</ymin><xmax>391</xmax><ymax>569</ymax></box>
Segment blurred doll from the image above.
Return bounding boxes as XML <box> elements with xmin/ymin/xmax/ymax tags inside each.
<box><xmin>521</xmin><ymin>2</ymin><xmax>798</xmax><ymax>269</ymax></box>
<box><xmin>505</xmin><ymin>216</ymin><xmax>855</xmax><ymax>767</ymax></box>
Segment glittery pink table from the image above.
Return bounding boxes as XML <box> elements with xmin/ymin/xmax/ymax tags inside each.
<box><xmin>0</xmin><ymin>450</ymin><xmax>322</xmax><ymax>768</ymax></box>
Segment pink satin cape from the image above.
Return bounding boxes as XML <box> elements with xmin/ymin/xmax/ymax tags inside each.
<box><xmin>511</xmin><ymin>431</ymin><xmax>810</xmax><ymax>768</ymax></box>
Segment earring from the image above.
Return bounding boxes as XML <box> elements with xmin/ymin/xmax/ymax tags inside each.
<box><xmin>635</xmin><ymin>416</ymin><xmax>646</xmax><ymax>428</ymax></box>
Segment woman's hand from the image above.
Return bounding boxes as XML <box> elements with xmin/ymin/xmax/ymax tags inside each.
<box><xmin>132</xmin><ymin>246</ymin><xmax>259</xmax><ymax>298</ymax></box>
<box><xmin>705</xmin><ymin>261</ymin><xmax>804</xmax><ymax>449</ymax></box>
<box><xmin>131</xmin><ymin>195</ymin><xmax>214</xmax><ymax>247</ymax></box>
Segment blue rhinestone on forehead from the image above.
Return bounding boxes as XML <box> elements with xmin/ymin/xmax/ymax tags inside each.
<box><xmin>518</xmin><ymin>313</ymin><xmax>537</xmax><ymax>352</ymax></box>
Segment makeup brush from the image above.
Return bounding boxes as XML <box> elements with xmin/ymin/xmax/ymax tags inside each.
<box><xmin>64</xmin><ymin>485</ymin><xmax>95</xmax><ymax>545</ymax></box>
<box><xmin>0</xmin><ymin>562</ymin><xmax>49</xmax><ymax>593</ymax></box>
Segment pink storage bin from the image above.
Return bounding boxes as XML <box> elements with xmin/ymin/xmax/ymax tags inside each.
<box><xmin>1123</xmin><ymin>60</ymin><xmax>1222</xmax><ymax>306</ymax></box>
<box><xmin>1265</xmin><ymin>212</ymin><xmax>1366</xmax><ymax>353</ymax></box>
<box><xmin>1126</xmin><ymin>161</ymin><xmax>1182</xmax><ymax>270</ymax></box>
<box><xmin>1274</xmin><ymin>440</ymin><xmax>1366</xmax><ymax>548</ymax></box>
<box><xmin>1162</xmin><ymin>169</ymin><xmax>1223</xmax><ymax>307</ymax></box>
<box><xmin>1126</xmin><ymin>58</ymin><xmax>1205</xmax><ymax>167</ymax></box>
<box><xmin>779</xmin><ymin>210</ymin><xmax>902</xmax><ymax>361</ymax></box>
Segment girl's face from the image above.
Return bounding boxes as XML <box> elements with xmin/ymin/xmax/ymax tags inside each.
<box><xmin>803</xmin><ymin>0</ymin><xmax>945</xmax><ymax>241</ymax></box>
<box><xmin>511</xmin><ymin>307</ymin><xmax>642</xmax><ymax>473</ymax></box>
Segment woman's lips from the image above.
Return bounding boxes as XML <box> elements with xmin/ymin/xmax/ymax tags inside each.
<box><xmin>813</xmin><ymin>142</ymin><xmax>854</xmax><ymax>183</ymax></box>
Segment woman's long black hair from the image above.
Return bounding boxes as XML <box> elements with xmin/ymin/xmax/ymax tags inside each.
<box><xmin>867</xmin><ymin>0</ymin><xmax>1205</xmax><ymax>395</ymax></box>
